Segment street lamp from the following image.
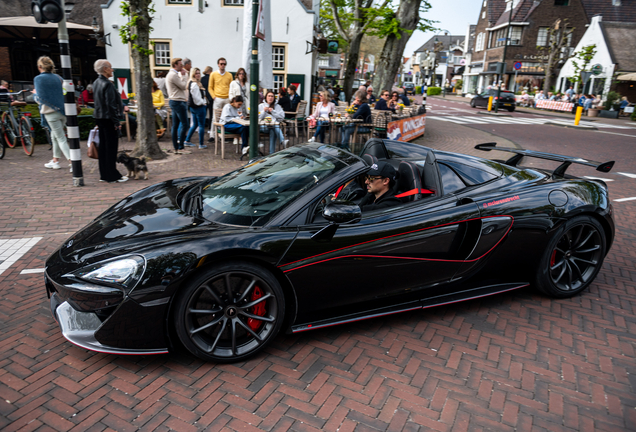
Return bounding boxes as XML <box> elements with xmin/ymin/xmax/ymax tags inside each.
<box><xmin>90</xmin><ymin>16</ymin><xmax>111</xmax><ymax>46</ymax></box>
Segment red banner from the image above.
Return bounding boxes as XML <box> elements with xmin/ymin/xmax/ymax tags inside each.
<box><xmin>387</xmin><ymin>113</ymin><xmax>426</xmax><ymax>142</ymax></box>
<box><xmin>535</xmin><ymin>99</ymin><xmax>573</xmax><ymax>112</ymax></box>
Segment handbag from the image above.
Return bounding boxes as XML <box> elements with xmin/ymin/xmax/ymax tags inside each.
<box><xmin>87</xmin><ymin>126</ymin><xmax>99</xmax><ymax>159</ymax></box>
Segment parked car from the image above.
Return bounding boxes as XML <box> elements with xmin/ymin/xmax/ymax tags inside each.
<box><xmin>471</xmin><ymin>89</ymin><xmax>516</xmax><ymax>112</ymax></box>
<box><xmin>45</xmin><ymin>140</ymin><xmax>614</xmax><ymax>362</ymax></box>
<box><xmin>403</xmin><ymin>82</ymin><xmax>415</xmax><ymax>95</ymax></box>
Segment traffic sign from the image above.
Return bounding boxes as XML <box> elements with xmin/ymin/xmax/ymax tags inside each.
<box><xmin>514</xmin><ymin>62</ymin><xmax>522</xmax><ymax>70</ymax></box>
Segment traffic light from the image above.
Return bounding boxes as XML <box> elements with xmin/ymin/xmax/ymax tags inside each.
<box><xmin>32</xmin><ymin>0</ymin><xmax>65</xmax><ymax>24</ymax></box>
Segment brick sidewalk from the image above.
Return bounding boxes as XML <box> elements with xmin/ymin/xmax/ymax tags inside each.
<box><xmin>0</xmin><ymin>126</ymin><xmax>634</xmax><ymax>431</ymax></box>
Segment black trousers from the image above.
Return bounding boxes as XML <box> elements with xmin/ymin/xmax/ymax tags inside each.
<box><xmin>96</xmin><ymin>118</ymin><xmax>123</xmax><ymax>182</ymax></box>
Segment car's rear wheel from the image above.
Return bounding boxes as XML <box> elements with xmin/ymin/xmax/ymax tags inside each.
<box><xmin>470</xmin><ymin>99</ymin><xmax>476</xmax><ymax>108</ymax></box>
<box><xmin>507</xmin><ymin>106</ymin><xmax>515</xmax><ymax>112</ymax></box>
<box><xmin>174</xmin><ymin>261</ymin><xmax>285</xmax><ymax>362</ymax></box>
<box><xmin>535</xmin><ymin>216</ymin><xmax>606</xmax><ymax>298</ymax></box>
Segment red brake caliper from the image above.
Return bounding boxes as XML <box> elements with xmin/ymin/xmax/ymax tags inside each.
<box><xmin>247</xmin><ymin>286</ymin><xmax>266</xmax><ymax>331</ymax></box>
<box><xmin>550</xmin><ymin>250</ymin><xmax>557</xmax><ymax>267</ymax></box>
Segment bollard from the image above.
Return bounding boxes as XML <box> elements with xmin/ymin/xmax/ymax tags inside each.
<box><xmin>488</xmin><ymin>96</ymin><xmax>493</xmax><ymax>112</ymax></box>
<box><xmin>574</xmin><ymin>106</ymin><xmax>583</xmax><ymax>126</ymax></box>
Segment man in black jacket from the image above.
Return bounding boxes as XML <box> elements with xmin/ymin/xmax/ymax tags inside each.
<box><xmin>201</xmin><ymin>66</ymin><xmax>213</xmax><ymax>127</ymax></box>
<box><xmin>359</xmin><ymin>161</ymin><xmax>401</xmax><ymax>211</ymax></box>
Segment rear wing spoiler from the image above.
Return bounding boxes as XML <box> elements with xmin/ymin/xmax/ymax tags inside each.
<box><xmin>475</xmin><ymin>142</ymin><xmax>614</xmax><ymax>178</ymax></box>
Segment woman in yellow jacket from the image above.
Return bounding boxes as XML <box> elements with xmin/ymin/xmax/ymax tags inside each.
<box><xmin>152</xmin><ymin>81</ymin><xmax>167</xmax><ymax>137</ymax></box>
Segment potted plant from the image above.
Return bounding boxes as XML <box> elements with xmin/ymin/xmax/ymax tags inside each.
<box><xmin>600</xmin><ymin>91</ymin><xmax>620</xmax><ymax>119</ymax></box>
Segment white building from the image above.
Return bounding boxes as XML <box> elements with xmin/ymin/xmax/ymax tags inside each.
<box><xmin>557</xmin><ymin>15</ymin><xmax>636</xmax><ymax>101</ymax></box>
<box><xmin>100</xmin><ymin>0</ymin><xmax>319</xmax><ymax>102</ymax></box>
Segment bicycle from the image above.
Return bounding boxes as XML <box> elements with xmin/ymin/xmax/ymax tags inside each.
<box><xmin>0</xmin><ymin>90</ymin><xmax>35</xmax><ymax>156</ymax></box>
<box><xmin>0</xmin><ymin>127</ymin><xmax>4</xmax><ymax>159</ymax></box>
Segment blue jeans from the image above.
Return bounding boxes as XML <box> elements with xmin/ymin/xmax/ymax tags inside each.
<box><xmin>186</xmin><ymin>105</ymin><xmax>206</xmax><ymax>145</ymax></box>
<box><xmin>341</xmin><ymin>125</ymin><xmax>369</xmax><ymax>150</ymax></box>
<box><xmin>169</xmin><ymin>100</ymin><xmax>188</xmax><ymax>150</ymax></box>
<box><xmin>223</xmin><ymin>123</ymin><xmax>250</xmax><ymax>149</ymax></box>
<box><xmin>260</xmin><ymin>125</ymin><xmax>284</xmax><ymax>153</ymax></box>
<box><xmin>313</xmin><ymin>120</ymin><xmax>329</xmax><ymax>143</ymax></box>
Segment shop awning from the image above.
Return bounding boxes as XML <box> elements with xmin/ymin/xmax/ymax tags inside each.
<box><xmin>617</xmin><ymin>72</ymin><xmax>636</xmax><ymax>81</ymax></box>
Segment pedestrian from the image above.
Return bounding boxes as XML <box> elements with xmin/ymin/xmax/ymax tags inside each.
<box><xmin>258</xmin><ymin>90</ymin><xmax>287</xmax><ymax>153</ymax></box>
<box><xmin>184</xmin><ymin>67</ymin><xmax>208</xmax><ymax>149</ymax></box>
<box><xmin>166</xmin><ymin>57</ymin><xmax>189</xmax><ymax>154</ymax></box>
<box><xmin>182</xmin><ymin>58</ymin><xmax>192</xmax><ymax>75</ymax></box>
<box><xmin>34</xmin><ymin>56</ymin><xmax>71</xmax><ymax>171</ymax></box>
<box><xmin>92</xmin><ymin>59</ymin><xmax>127</xmax><ymax>183</ymax></box>
<box><xmin>208</xmin><ymin>57</ymin><xmax>233</xmax><ymax>138</ymax></box>
<box><xmin>201</xmin><ymin>66</ymin><xmax>213</xmax><ymax>128</ymax></box>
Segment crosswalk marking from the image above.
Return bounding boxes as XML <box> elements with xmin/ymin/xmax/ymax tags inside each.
<box><xmin>0</xmin><ymin>237</ymin><xmax>42</xmax><ymax>276</ymax></box>
<box><xmin>614</xmin><ymin>197</ymin><xmax>636</xmax><ymax>202</ymax></box>
<box><xmin>428</xmin><ymin>115</ymin><xmax>636</xmax><ymax>129</ymax></box>
<box><xmin>617</xmin><ymin>172</ymin><xmax>636</xmax><ymax>178</ymax></box>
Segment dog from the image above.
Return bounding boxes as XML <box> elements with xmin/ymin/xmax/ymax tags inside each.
<box><xmin>116</xmin><ymin>152</ymin><xmax>149</xmax><ymax>180</ymax></box>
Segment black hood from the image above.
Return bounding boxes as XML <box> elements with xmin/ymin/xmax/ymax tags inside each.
<box><xmin>59</xmin><ymin>177</ymin><xmax>215</xmax><ymax>263</ymax></box>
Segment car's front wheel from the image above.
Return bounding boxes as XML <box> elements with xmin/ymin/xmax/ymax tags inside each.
<box><xmin>534</xmin><ymin>216</ymin><xmax>606</xmax><ymax>298</ymax></box>
<box><xmin>174</xmin><ymin>261</ymin><xmax>285</xmax><ymax>362</ymax></box>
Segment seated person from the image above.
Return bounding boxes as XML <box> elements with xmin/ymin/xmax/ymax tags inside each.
<box><xmin>374</xmin><ymin>90</ymin><xmax>395</xmax><ymax>112</ymax></box>
<box><xmin>339</xmin><ymin>89</ymin><xmax>371</xmax><ymax>151</ymax></box>
<box><xmin>219</xmin><ymin>95</ymin><xmax>250</xmax><ymax>155</ymax></box>
<box><xmin>152</xmin><ymin>81</ymin><xmax>167</xmax><ymax>136</ymax></box>
<box><xmin>398</xmin><ymin>89</ymin><xmax>410</xmax><ymax>106</ymax></box>
<box><xmin>258</xmin><ymin>90</ymin><xmax>287</xmax><ymax>153</ymax></box>
<box><xmin>82</xmin><ymin>85</ymin><xmax>94</xmax><ymax>106</ymax></box>
<box><xmin>359</xmin><ymin>161</ymin><xmax>401</xmax><ymax>211</ymax></box>
<box><xmin>366</xmin><ymin>86</ymin><xmax>377</xmax><ymax>104</ymax></box>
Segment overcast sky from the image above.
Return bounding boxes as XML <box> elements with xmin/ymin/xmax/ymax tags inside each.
<box><xmin>404</xmin><ymin>0</ymin><xmax>484</xmax><ymax>56</ymax></box>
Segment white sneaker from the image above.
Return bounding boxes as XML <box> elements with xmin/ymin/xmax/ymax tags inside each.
<box><xmin>114</xmin><ymin>176</ymin><xmax>128</xmax><ymax>183</ymax></box>
<box><xmin>308</xmin><ymin>136</ymin><xmax>316</xmax><ymax>143</ymax></box>
<box><xmin>45</xmin><ymin>160</ymin><xmax>61</xmax><ymax>169</ymax></box>
<box><xmin>283</xmin><ymin>139</ymin><xmax>289</xmax><ymax>148</ymax></box>
<box><xmin>233</xmin><ymin>138</ymin><xmax>238</xmax><ymax>145</ymax></box>
<box><xmin>242</xmin><ymin>146</ymin><xmax>249</xmax><ymax>155</ymax></box>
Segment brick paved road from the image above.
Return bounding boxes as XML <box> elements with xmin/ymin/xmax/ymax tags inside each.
<box><xmin>0</xmin><ymin>122</ymin><xmax>634</xmax><ymax>431</ymax></box>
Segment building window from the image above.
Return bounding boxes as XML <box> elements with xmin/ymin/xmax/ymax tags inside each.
<box><xmin>168</xmin><ymin>0</ymin><xmax>192</xmax><ymax>4</ymax></box>
<box><xmin>154</xmin><ymin>42</ymin><xmax>171</xmax><ymax>66</ymax></box>
<box><xmin>318</xmin><ymin>57</ymin><xmax>329</xmax><ymax>67</ymax></box>
<box><xmin>509</xmin><ymin>27</ymin><xmax>522</xmax><ymax>45</ymax></box>
<box><xmin>224</xmin><ymin>0</ymin><xmax>244</xmax><ymax>5</ymax></box>
<box><xmin>537</xmin><ymin>27</ymin><xmax>549</xmax><ymax>46</ymax></box>
<box><xmin>273</xmin><ymin>46</ymin><xmax>285</xmax><ymax>70</ymax></box>
<box><xmin>555</xmin><ymin>0</ymin><xmax>569</xmax><ymax>5</ymax></box>
<box><xmin>273</xmin><ymin>74</ymin><xmax>285</xmax><ymax>90</ymax></box>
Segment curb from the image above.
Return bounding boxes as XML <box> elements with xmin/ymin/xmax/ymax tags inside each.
<box><xmin>544</xmin><ymin>121</ymin><xmax>597</xmax><ymax>131</ymax></box>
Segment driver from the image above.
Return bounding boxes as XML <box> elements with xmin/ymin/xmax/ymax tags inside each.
<box><xmin>359</xmin><ymin>161</ymin><xmax>401</xmax><ymax>211</ymax></box>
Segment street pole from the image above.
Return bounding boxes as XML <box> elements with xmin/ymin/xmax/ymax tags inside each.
<box><xmin>249</xmin><ymin>0</ymin><xmax>259</xmax><ymax>159</ymax></box>
<box><xmin>494</xmin><ymin>0</ymin><xmax>513</xmax><ymax>114</ymax></box>
<box><xmin>58</xmin><ymin>0</ymin><xmax>83</xmax><ymax>186</ymax></box>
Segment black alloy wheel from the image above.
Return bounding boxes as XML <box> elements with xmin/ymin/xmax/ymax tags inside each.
<box><xmin>535</xmin><ymin>216</ymin><xmax>606</xmax><ymax>298</ymax></box>
<box><xmin>174</xmin><ymin>261</ymin><xmax>285</xmax><ymax>362</ymax></box>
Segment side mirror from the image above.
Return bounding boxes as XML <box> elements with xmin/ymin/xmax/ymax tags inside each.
<box><xmin>323</xmin><ymin>200</ymin><xmax>361</xmax><ymax>224</ymax></box>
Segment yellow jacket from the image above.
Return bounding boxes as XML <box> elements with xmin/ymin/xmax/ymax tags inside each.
<box><xmin>152</xmin><ymin>89</ymin><xmax>165</xmax><ymax>108</ymax></box>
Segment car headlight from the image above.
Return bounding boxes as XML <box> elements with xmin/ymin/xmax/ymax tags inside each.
<box><xmin>69</xmin><ymin>255</ymin><xmax>146</xmax><ymax>290</ymax></box>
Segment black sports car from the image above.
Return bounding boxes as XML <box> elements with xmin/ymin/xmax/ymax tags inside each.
<box><xmin>471</xmin><ymin>89</ymin><xmax>516</xmax><ymax>112</ymax></box>
<box><xmin>45</xmin><ymin>140</ymin><xmax>615</xmax><ymax>362</ymax></box>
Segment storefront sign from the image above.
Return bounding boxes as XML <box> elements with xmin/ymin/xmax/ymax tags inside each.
<box><xmin>522</xmin><ymin>54</ymin><xmax>548</xmax><ymax>60</ymax></box>
<box><xmin>387</xmin><ymin>113</ymin><xmax>426</xmax><ymax>142</ymax></box>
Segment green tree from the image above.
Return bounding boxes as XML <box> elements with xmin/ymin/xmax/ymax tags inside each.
<box><xmin>372</xmin><ymin>0</ymin><xmax>435</xmax><ymax>94</ymax></box>
<box><xmin>120</xmin><ymin>0</ymin><xmax>166</xmax><ymax>160</ymax></box>
<box><xmin>569</xmin><ymin>44</ymin><xmax>597</xmax><ymax>92</ymax></box>
<box><xmin>321</xmin><ymin>0</ymin><xmax>396</xmax><ymax>101</ymax></box>
<box><xmin>536</xmin><ymin>19</ymin><xmax>575</xmax><ymax>93</ymax></box>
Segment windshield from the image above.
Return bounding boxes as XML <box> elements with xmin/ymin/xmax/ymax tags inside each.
<box><xmin>200</xmin><ymin>145</ymin><xmax>351</xmax><ymax>226</ymax></box>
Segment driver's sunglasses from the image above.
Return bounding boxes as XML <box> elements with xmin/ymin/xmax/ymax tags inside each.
<box><xmin>365</xmin><ymin>175</ymin><xmax>383</xmax><ymax>182</ymax></box>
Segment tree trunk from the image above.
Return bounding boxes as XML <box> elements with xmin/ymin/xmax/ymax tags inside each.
<box><xmin>373</xmin><ymin>0</ymin><xmax>422</xmax><ymax>94</ymax></box>
<box><xmin>129</xmin><ymin>0</ymin><xmax>165</xmax><ymax>160</ymax></box>
<box><xmin>343</xmin><ymin>33</ymin><xmax>363</xmax><ymax>102</ymax></box>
